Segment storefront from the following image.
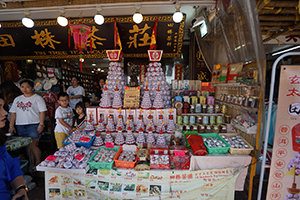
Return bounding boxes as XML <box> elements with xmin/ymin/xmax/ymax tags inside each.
<box><xmin>1</xmin><ymin>0</ymin><xmax>265</xmax><ymax>199</ymax></box>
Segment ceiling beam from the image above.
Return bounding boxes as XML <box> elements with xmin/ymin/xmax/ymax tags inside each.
<box><xmin>263</xmin><ymin>21</ymin><xmax>300</xmax><ymax>42</ymax></box>
<box><xmin>264</xmin><ymin>1</ymin><xmax>299</xmax><ymax>8</ymax></box>
<box><xmin>262</xmin><ymin>31</ymin><xmax>300</xmax><ymax>35</ymax></box>
<box><xmin>257</xmin><ymin>0</ymin><xmax>272</xmax><ymax>13</ymax></box>
<box><xmin>261</xmin><ymin>26</ymin><xmax>284</xmax><ymax>31</ymax></box>
<box><xmin>260</xmin><ymin>21</ymin><xmax>295</xmax><ymax>26</ymax></box>
<box><xmin>259</xmin><ymin>15</ymin><xmax>300</xmax><ymax>21</ymax></box>
<box><xmin>259</xmin><ymin>8</ymin><xmax>298</xmax><ymax>15</ymax></box>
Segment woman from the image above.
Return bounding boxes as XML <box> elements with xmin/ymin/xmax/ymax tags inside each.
<box><xmin>66</xmin><ymin>76</ymin><xmax>85</xmax><ymax>111</ymax></box>
<box><xmin>0</xmin><ymin>93</ymin><xmax>29</xmax><ymax>200</ymax></box>
<box><xmin>94</xmin><ymin>78</ymin><xmax>105</xmax><ymax>105</ymax></box>
<box><xmin>9</xmin><ymin>79</ymin><xmax>47</xmax><ymax>168</ymax></box>
<box><xmin>0</xmin><ymin>81</ymin><xmax>22</xmax><ymax>132</ymax></box>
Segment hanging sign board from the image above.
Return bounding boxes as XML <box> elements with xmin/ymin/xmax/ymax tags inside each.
<box><xmin>267</xmin><ymin>65</ymin><xmax>300</xmax><ymax>200</ymax></box>
<box><xmin>123</xmin><ymin>87</ymin><xmax>140</xmax><ymax>108</ymax></box>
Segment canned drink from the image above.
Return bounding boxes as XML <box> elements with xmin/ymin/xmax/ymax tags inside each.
<box><xmin>195</xmin><ymin>104</ymin><xmax>202</xmax><ymax>113</ymax></box>
<box><xmin>217</xmin><ymin>115</ymin><xmax>223</xmax><ymax>125</ymax></box>
<box><xmin>203</xmin><ymin>116</ymin><xmax>209</xmax><ymax>125</ymax></box>
<box><xmin>189</xmin><ymin>115</ymin><xmax>196</xmax><ymax>125</ymax></box>
<box><xmin>183</xmin><ymin>115</ymin><xmax>189</xmax><ymax>124</ymax></box>
<box><xmin>177</xmin><ymin>116</ymin><xmax>183</xmax><ymax>124</ymax></box>
<box><xmin>210</xmin><ymin>116</ymin><xmax>216</xmax><ymax>125</ymax></box>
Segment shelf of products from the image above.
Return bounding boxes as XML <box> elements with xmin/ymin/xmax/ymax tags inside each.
<box><xmin>215</xmin><ymin>99</ymin><xmax>259</xmax><ymax>113</ymax></box>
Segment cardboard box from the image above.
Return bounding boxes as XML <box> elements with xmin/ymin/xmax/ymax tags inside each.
<box><xmin>86</xmin><ymin>107</ymin><xmax>98</xmax><ymax>125</ymax></box>
<box><xmin>196</xmin><ymin>80</ymin><xmax>202</xmax><ymax>90</ymax></box>
<box><xmin>188</xmin><ymin>80</ymin><xmax>197</xmax><ymax>90</ymax></box>
<box><xmin>171</xmin><ymin>80</ymin><xmax>178</xmax><ymax>90</ymax></box>
<box><xmin>178</xmin><ymin>80</ymin><xmax>185</xmax><ymax>90</ymax></box>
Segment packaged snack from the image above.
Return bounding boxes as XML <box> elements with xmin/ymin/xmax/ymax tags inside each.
<box><xmin>227</xmin><ymin>63</ymin><xmax>244</xmax><ymax>83</ymax></box>
<box><xmin>186</xmin><ymin>135</ymin><xmax>208</xmax><ymax>156</ymax></box>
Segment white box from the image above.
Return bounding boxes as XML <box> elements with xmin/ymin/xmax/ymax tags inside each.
<box><xmin>97</xmin><ymin>107</ymin><xmax>106</xmax><ymax>124</ymax></box>
<box><xmin>172</xmin><ymin>80</ymin><xmax>178</xmax><ymax>90</ymax></box>
<box><xmin>125</xmin><ymin>109</ymin><xmax>136</xmax><ymax>125</ymax></box>
<box><xmin>135</xmin><ymin>108</ymin><xmax>146</xmax><ymax>124</ymax></box>
<box><xmin>164</xmin><ymin>108</ymin><xmax>176</xmax><ymax>124</ymax></box>
<box><xmin>179</xmin><ymin>80</ymin><xmax>185</xmax><ymax>90</ymax></box>
<box><xmin>183</xmin><ymin>80</ymin><xmax>189</xmax><ymax>90</ymax></box>
<box><xmin>144</xmin><ymin>109</ymin><xmax>157</xmax><ymax>126</ymax></box>
<box><xmin>86</xmin><ymin>107</ymin><xmax>98</xmax><ymax>125</ymax></box>
<box><xmin>114</xmin><ymin>109</ymin><xmax>126</xmax><ymax>124</ymax></box>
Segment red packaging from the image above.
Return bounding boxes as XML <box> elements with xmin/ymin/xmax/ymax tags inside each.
<box><xmin>186</xmin><ymin>135</ymin><xmax>208</xmax><ymax>156</ymax></box>
<box><xmin>170</xmin><ymin>155</ymin><xmax>190</xmax><ymax>170</ymax></box>
<box><xmin>150</xmin><ymin>145</ymin><xmax>169</xmax><ymax>155</ymax></box>
<box><xmin>169</xmin><ymin>145</ymin><xmax>189</xmax><ymax>155</ymax></box>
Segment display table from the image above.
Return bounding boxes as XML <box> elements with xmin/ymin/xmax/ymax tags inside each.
<box><xmin>190</xmin><ymin>154</ymin><xmax>251</xmax><ymax>191</ymax></box>
<box><xmin>38</xmin><ymin>154</ymin><xmax>251</xmax><ymax>199</ymax></box>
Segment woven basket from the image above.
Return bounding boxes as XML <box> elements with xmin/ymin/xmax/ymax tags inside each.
<box><xmin>220</xmin><ymin>133</ymin><xmax>254</xmax><ymax>155</ymax></box>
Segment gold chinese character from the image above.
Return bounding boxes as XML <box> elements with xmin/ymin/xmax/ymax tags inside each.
<box><xmin>167</xmin><ymin>36</ymin><xmax>172</xmax><ymax>41</ymax></box>
<box><xmin>167</xmin><ymin>42</ymin><xmax>172</xmax><ymax>46</ymax></box>
<box><xmin>88</xmin><ymin>26</ymin><xmax>107</xmax><ymax>49</ymax></box>
<box><xmin>198</xmin><ymin>71</ymin><xmax>208</xmax><ymax>81</ymax></box>
<box><xmin>0</xmin><ymin>34</ymin><xmax>15</xmax><ymax>47</ymax></box>
<box><xmin>31</xmin><ymin>28</ymin><xmax>61</xmax><ymax>50</ymax></box>
<box><xmin>167</xmin><ymin>23</ymin><xmax>175</xmax><ymax>27</ymax></box>
<box><xmin>127</xmin><ymin>24</ymin><xmax>151</xmax><ymax>48</ymax></box>
<box><xmin>167</xmin><ymin>29</ymin><xmax>173</xmax><ymax>34</ymax></box>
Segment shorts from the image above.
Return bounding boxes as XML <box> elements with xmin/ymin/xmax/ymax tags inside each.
<box><xmin>55</xmin><ymin>132</ymin><xmax>68</xmax><ymax>149</ymax></box>
<box><xmin>16</xmin><ymin>124</ymin><xmax>39</xmax><ymax>139</ymax></box>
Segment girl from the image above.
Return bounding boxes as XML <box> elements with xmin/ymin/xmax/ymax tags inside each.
<box><xmin>0</xmin><ymin>93</ymin><xmax>29</xmax><ymax>200</ymax></box>
<box><xmin>74</xmin><ymin>102</ymin><xmax>87</xmax><ymax>131</ymax></box>
<box><xmin>9</xmin><ymin>79</ymin><xmax>47</xmax><ymax>169</ymax></box>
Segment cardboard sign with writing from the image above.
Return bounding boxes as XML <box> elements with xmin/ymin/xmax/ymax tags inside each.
<box><xmin>123</xmin><ymin>87</ymin><xmax>140</xmax><ymax>108</ymax></box>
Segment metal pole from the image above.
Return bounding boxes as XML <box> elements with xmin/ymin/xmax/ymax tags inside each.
<box><xmin>257</xmin><ymin>52</ymin><xmax>300</xmax><ymax>200</ymax></box>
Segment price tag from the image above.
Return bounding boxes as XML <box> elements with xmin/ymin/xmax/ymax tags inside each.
<box><xmin>174</xmin><ymin>151</ymin><xmax>185</xmax><ymax>156</ymax></box>
<box><xmin>105</xmin><ymin>142</ymin><xmax>114</xmax><ymax>148</ymax></box>
<box><xmin>80</xmin><ymin>136</ymin><xmax>91</xmax><ymax>142</ymax></box>
<box><xmin>45</xmin><ymin>155</ymin><xmax>57</xmax><ymax>162</ymax></box>
<box><xmin>74</xmin><ymin>154</ymin><xmax>84</xmax><ymax>161</ymax></box>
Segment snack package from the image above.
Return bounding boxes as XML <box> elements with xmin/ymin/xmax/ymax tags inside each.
<box><xmin>227</xmin><ymin>62</ymin><xmax>244</xmax><ymax>83</ymax></box>
<box><xmin>186</xmin><ymin>135</ymin><xmax>208</xmax><ymax>156</ymax></box>
<box><xmin>219</xmin><ymin>64</ymin><xmax>229</xmax><ymax>83</ymax></box>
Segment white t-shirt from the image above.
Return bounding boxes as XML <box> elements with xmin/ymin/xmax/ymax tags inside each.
<box><xmin>54</xmin><ymin>106</ymin><xmax>74</xmax><ymax>134</ymax></box>
<box><xmin>66</xmin><ymin>85</ymin><xmax>85</xmax><ymax>109</ymax></box>
<box><xmin>10</xmin><ymin>94</ymin><xmax>47</xmax><ymax>125</ymax></box>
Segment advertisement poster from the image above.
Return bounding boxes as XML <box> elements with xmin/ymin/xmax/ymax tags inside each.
<box><xmin>267</xmin><ymin>65</ymin><xmax>300</xmax><ymax>200</ymax></box>
<box><xmin>45</xmin><ymin>167</ymin><xmax>240</xmax><ymax>200</ymax></box>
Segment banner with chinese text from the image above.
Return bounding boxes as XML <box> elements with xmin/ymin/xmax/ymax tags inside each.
<box><xmin>175</xmin><ymin>63</ymin><xmax>182</xmax><ymax>80</ymax></box>
<box><xmin>44</xmin><ymin>167</ymin><xmax>240</xmax><ymax>199</ymax></box>
<box><xmin>0</xmin><ymin>15</ymin><xmax>185</xmax><ymax>60</ymax></box>
<box><xmin>267</xmin><ymin>65</ymin><xmax>300</xmax><ymax>200</ymax></box>
<box><xmin>3</xmin><ymin>60</ymin><xmax>18</xmax><ymax>81</ymax></box>
<box><xmin>139</xmin><ymin>63</ymin><xmax>147</xmax><ymax>84</ymax></box>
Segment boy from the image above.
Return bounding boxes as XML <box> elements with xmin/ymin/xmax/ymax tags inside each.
<box><xmin>54</xmin><ymin>92</ymin><xmax>75</xmax><ymax>149</ymax></box>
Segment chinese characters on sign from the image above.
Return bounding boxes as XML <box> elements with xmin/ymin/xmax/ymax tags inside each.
<box><xmin>123</xmin><ymin>87</ymin><xmax>140</xmax><ymax>108</ymax></box>
<box><xmin>267</xmin><ymin>66</ymin><xmax>300</xmax><ymax>200</ymax></box>
<box><xmin>139</xmin><ymin>63</ymin><xmax>147</xmax><ymax>84</ymax></box>
<box><xmin>31</xmin><ymin>28</ymin><xmax>61</xmax><ymax>50</ymax></box>
<box><xmin>175</xmin><ymin>63</ymin><xmax>182</xmax><ymax>80</ymax></box>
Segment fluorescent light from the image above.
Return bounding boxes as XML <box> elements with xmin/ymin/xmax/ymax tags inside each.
<box><xmin>272</xmin><ymin>45</ymin><xmax>300</xmax><ymax>56</ymax></box>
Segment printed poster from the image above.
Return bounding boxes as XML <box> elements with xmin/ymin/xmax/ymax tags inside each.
<box><xmin>45</xmin><ymin>167</ymin><xmax>240</xmax><ymax>200</ymax></box>
<box><xmin>267</xmin><ymin>65</ymin><xmax>300</xmax><ymax>200</ymax></box>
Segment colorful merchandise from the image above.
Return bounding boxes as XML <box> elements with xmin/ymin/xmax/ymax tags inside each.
<box><xmin>166</xmin><ymin>115</ymin><xmax>175</xmax><ymax>134</ymax></box>
<box><xmin>116</xmin><ymin>115</ymin><xmax>124</xmax><ymax>131</ymax></box>
<box><xmin>97</xmin><ymin>119</ymin><xmax>105</xmax><ymax>132</ymax></box>
<box><xmin>156</xmin><ymin>115</ymin><xmax>165</xmax><ymax>133</ymax></box>
<box><xmin>112</xmin><ymin>82</ymin><xmax>123</xmax><ymax>109</ymax></box>
<box><xmin>150</xmin><ymin>145</ymin><xmax>170</xmax><ymax>169</ymax></box>
<box><xmin>136</xmin><ymin>128</ymin><xmax>146</xmax><ymax>144</ymax></box>
<box><xmin>140</xmin><ymin>86</ymin><xmax>152</xmax><ymax>109</ymax></box>
<box><xmin>93</xmin><ymin>133</ymin><xmax>104</xmax><ymax>147</ymax></box>
<box><xmin>125</xmin><ymin>127</ymin><xmax>135</xmax><ymax>145</ymax></box>
<box><xmin>186</xmin><ymin>135</ymin><xmax>208</xmax><ymax>156</ymax></box>
<box><xmin>146</xmin><ymin>127</ymin><xmax>155</xmax><ymax>144</ymax></box>
<box><xmin>99</xmin><ymin>85</ymin><xmax>112</xmax><ymax>108</ymax></box>
<box><xmin>104</xmin><ymin>131</ymin><xmax>114</xmax><ymax>144</ymax></box>
<box><xmin>152</xmin><ymin>87</ymin><xmax>164</xmax><ymax>109</ymax></box>
<box><xmin>156</xmin><ymin>131</ymin><xmax>166</xmax><ymax>145</ymax></box>
<box><xmin>106</xmin><ymin>115</ymin><xmax>115</xmax><ymax>132</ymax></box>
<box><xmin>135</xmin><ymin>115</ymin><xmax>144</xmax><ymax>131</ymax></box>
<box><xmin>105</xmin><ymin>62</ymin><xmax>127</xmax><ymax>99</ymax></box>
<box><xmin>85</xmin><ymin>120</ymin><xmax>94</xmax><ymax>132</ymax></box>
<box><xmin>126</xmin><ymin>115</ymin><xmax>134</xmax><ymax>131</ymax></box>
<box><xmin>115</xmin><ymin>127</ymin><xmax>125</xmax><ymax>146</ymax></box>
<box><xmin>146</xmin><ymin>115</ymin><xmax>155</xmax><ymax>132</ymax></box>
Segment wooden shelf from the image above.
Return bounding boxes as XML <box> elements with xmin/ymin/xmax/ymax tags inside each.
<box><xmin>212</xmin><ymin>83</ymin><xmax>260</xmax><ymax>87</ymax></box>
<box><xmin>215</xmin><ymin>99</ymin><xmax>259</xmax><ymax>113</ymax></box>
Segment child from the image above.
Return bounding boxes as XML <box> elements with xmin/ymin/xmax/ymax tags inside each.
<box><xmin>9</xmin><ymin>79</ymin><xmax>47</xmax><ymax>168</ymax></box>
<box><xmin>82</xmin><ymin>96</ymin><xmax>91</xmax><ymax>109</ymax></box>
<box><xmin>74</xmin><ymin>102</ymin><xmax>87</xmax><ymax>131</ymax></box>
<box><xmin>54</xmin><ymin>92</ymin><xmax>75</xmax><ymax>149</ymax></box>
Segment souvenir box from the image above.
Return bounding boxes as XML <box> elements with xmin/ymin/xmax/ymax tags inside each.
<box><xmin>169</xmin><ymin>145</ymin><xmax>190</xmax><ymax>170</ymax></box>
<box><xmin>150</xmin><ymin>145</ymin><xmax>169</xmax><ymax>169</ymax></box>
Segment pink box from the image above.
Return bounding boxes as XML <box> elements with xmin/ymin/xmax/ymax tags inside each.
<box><xmin>86</xmin><ymin>107</ymin><xmax>98</xmax><ymax>125</ymax></box>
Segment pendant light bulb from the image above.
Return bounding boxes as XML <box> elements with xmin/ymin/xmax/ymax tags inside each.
<box><xmin>173</xmin><ymin>4</ymin><xmax>183</xmax><ymax>23</ymax></box>
<box><xmin>22</xmin><ymin>11</ymin><xmax>34</xmax><ymax>28</ymax></box>
<box><xmin>133</xmin><ymin>4</ymin><xmax>143</xmax><ymax>24</ymax></box>
<box><xmin>57</xmin><ymin>8</ymin><xmax>68</xmax><ymax>27</ymax></box>
<box><xmin>94</xmin><ymin>6</ymin><xmax>104</xmax><ymax>25</ymax></box>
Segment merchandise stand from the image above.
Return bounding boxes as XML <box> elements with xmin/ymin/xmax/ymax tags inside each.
<box><xmin>257</xmin><ymin>52</ymin><xmax>300</xmax><ymax>200</ymax></box>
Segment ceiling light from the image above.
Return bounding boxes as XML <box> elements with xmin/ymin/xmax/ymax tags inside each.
<box><xmin>0</xmin><ymin>23</ymin><xmax>1</xmax><ymax>28</ymax></box>
<box><xmin>91</xmin><ymin>70</ymin><xmax>94</xmax><ymax>73</ymax></box>
<box><xmin>92</xmin><ymin>63</ymin><xmax>96</xmax><ymax>66</ymax></box>
<box><xmin>57</xmin><ymin>8</ymin><xmax>68</xmax><ymax>27</ymax></box>
<box><xmin>133</xmin><ymin>4</ymin><xmax>143</xmax><ymax>24</ymax></box>
<box><xmin>22</xmin><ymin>11</ymin><xmax>34</xmax><ymax>28</ymax></box>
<box><xmin>79</xmin><ymin>58</ymin><xmax>84</xmax><ymax>62</ymax></box>
<box><xmin>272</xmin><ymin>45</ymin><xmax>300</xmax><ymax>56</ymax></box>
<box><xmin>173</xmin><ymin>3</ymin><xmax>183</xmax><ymax>23</ymax></box>
<box><xmin>101</xmin><ymin>69</ymin><xmax>104</xmax><ymax>72</ymax></box>
<box><xmin>94</xmin><ymin>6</ymin><xmax>104</xmax><ymax>25</ymax></box>
<box><xmin>97</xmin><ymin>68</ymin><xmax>101</xmax><ymax>71</ymax></box>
